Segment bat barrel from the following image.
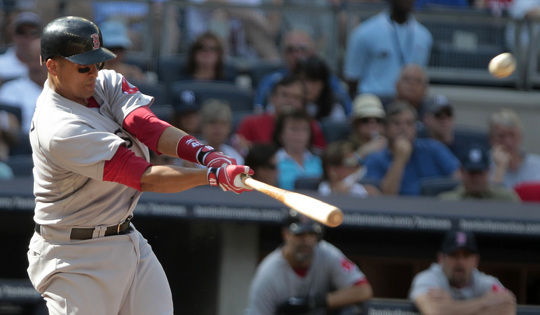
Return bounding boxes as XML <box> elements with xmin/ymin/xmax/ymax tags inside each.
<box><xmin>242</xmin><ymin>175</ymin><xmax>344</xmax><ymax>228</ymax></box>
<box><xmin>326</xmin><ymin>209</ymin><xmax>344</xmax><ymax>227</ymax></box>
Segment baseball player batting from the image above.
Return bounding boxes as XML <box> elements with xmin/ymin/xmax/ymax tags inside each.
<box><xmin>27</xmin><ymin>16</ymin><xmax>252</xmax><ymax>315</ymax></box>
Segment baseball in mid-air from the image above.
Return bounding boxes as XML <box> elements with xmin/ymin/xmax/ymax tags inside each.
<box><xmin>488</xmin><ymin>52</ymin><xmax>516</xmax><ymax>78</ymax></box>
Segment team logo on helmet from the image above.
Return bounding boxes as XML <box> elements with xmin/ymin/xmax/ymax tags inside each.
<box><xmin>91</xmin><ymin>33</ymin><xmax>100</xmax><ymax>50</ymax></box>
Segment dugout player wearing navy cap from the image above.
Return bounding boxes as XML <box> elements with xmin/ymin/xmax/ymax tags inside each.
<box><xmin>246</xmin><ymin>210</ymin><xmax>373</xmax><ymax>315</ymax></box>
<box><xmin>27</xmin><ymin>16</ymin><xmax>253</xmax><ymax>315</ymax></box>
<box><xmin>409</xmin><ymin>230</ymin><xmax>516</xmax><ymax>315</ymax></box>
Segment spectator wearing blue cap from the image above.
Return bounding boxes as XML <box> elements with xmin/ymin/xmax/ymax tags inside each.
<box><xmin>409</xmin><ymin>230</ymin><xmax>516</xmax><ymax>315</ymax></box>
<box><xmin>171</xmin><ymin>89</ymin><xmax>202</xmax><ymax>138</ymax></box>
<box><xmin>100</xmin><ymin>20</ymin><xmax>148</xmax><ymax>83</ymax></box>
<box><xmin>439</xmin><ymin>146</ymin><xmax>520</xmax><ymax>201</ymax></box>
<box><xmin>419</xmin><ymin>94</ymin><xmax>490</xmax><ymax>160</ymax></box>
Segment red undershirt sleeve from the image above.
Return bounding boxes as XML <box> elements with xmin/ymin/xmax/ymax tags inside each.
<box><xmin>103</xmin><ymin>145</ymin><xmax>152</xmax><ymax>191</ymax></box>
<box><xmin>122</xmin><ymin>106</ymin><xmax>172</xmax><ymax>153</ymax></box>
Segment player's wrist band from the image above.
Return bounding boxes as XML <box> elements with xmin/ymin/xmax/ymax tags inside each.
<box><xmin>207</xmin><ymin>167</ymin><xmax>218</xmax><ymax>187</ymax></box>
<box><xmin>176</xmin><ymin>135</ymin><xmax>215</xmax><ymax>165</ymax></box>
<box><xmin>197</xmin><ymin>147</ymin><xmax>217</xmax><ymax>165</ymax></box>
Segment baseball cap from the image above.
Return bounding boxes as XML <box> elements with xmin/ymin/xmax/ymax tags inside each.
<box><xmin>100</xmin><ymin>20</ymin><xmax>132</xmax><ymax>49</ymax></box>
<box><xmin>441</xmin><ymin>230</ymin><xmax>478</xmax><ymax>254</ymax></box>
<box><xmin>424</xmin><ymin>94</ymin><xmax>452</xmax><ymax>115</ymax></box>
<box><xmin>352</xmin><ymin>94</ymin><xmax>385</xmax><ymax>120</ymax></box>
<box><xmin>460</xmin><ymin>145</ymin><xmax>490</xmax><ymax>172</ymax></box>
<box><xmin>173</xmin><ymin>89</ymin><xmax>200</xmax><ymax>114</ymax></box>
<box><xmin>284</xmin><ymin>209</ymin><xmax>323</xmax><ymax>236</ymax></box>
<box><xmin>14</xmin><ymin>11</ymin><xmax>41</xmax><ymax>34</ymax></box>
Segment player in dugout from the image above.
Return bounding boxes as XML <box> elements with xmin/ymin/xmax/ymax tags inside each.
<box><xmin>409</xmin><ymin>229</ymin><xmax>516</xmax><ymax>315</ymax></box>
<box><xmin>27</xmin><ymin>16</ymin><xmax>253</xmax><ymax>315</ymax></box>
<box><xmin>246</xmin><ymin>210</ymin><xmax>373</xmax><ymax>315</ymax></box>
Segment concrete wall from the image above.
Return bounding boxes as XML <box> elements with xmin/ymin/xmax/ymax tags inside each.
<box><xmin>430</xmin><ymin>85</ymin><xmax>540</xmax><ymax>154</ymax></box>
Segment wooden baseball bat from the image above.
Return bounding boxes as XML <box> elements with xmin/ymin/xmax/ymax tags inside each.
<box><xmin>241</xmin><ymin>176</ymin><xmax>343</xmax><ymax>227</ymax></box>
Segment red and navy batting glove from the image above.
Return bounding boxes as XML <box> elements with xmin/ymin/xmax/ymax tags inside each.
<box><xmin>176</xmin><ymin>135</ymin><xmax>237</xmax><ymax>167</ymax></box>
<box><xmin>201</xmin><ymin>149</ymin><xmax>237</xmax><ymax>168</ymax></box>
<box><xmin>207</xmin><ymin>165</ymin><xmax>254</xmax><ymax>194</ymax></box>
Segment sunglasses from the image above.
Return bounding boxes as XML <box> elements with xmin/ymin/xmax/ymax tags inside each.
<box><xmin>77</xmin><ymin>62</ymin><xmax>105</xmax><ymax>73</ymax></box>
<box><xmin>197</xmin><ymin>45</ymin><xmax>220</xmax><ymax>53</ymax></box>
<box><xmin>358</xmin><ymin>117</ymin><xmax>384</xmax><ymax>124</ymax></box>
<box><xmin>285</xmin><ymin>45</ymin><xmax>308</xmax><ymax>54</ymax></box>
<box><xmin>434</xmin><ymin>109</ymin><xmax>453</xmax><ymax>119</ymax></box>
<box><xmin>15</xmin><ymin>29</ymin><xmax>40</xmax><ymax>37</ymax></box>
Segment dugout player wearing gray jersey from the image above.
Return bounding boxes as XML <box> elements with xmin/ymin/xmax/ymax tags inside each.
<box><xmin>409</xmin><ymin>230</ymin><xmax>516</xmax><ymax>315</ymax></box>
<box><xmin>27</xmin><ymin>16</ymin><xmax>253</xmax><ymax>315</ymax></box>
<box><xmin>246</xmin><ymin>210</ymin><xmax>373</xmax><ymax>315</ymax></box>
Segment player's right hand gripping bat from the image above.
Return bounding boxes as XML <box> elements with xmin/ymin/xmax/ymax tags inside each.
<box><xmin>240</xmin><ymin>175</ymin><xmax>343</xmax><ymax>227</ymax></box>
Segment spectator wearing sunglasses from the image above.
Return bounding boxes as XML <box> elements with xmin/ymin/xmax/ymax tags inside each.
<box><xmin>253</xmin><ymin>29</ymin><xmax>351</xmax><ymax>115</ymax></box>
<box><xmin>363</xmin><ymin>101</ymin><xmax>460</xmax><ymax>195</ymax></box>
<box><xmin>181</xmin><ymin>31</ymin><xmax>236</xmax><ymax>83</ymax></box>
<box><xmin>349</xmin><ymin>94</ymin><xmax>388</xmax><ymax>161</ymax></box>
<box><xmin>420</xmin><ymin>94</ymin><xmax>489</xmax><ymax>161</ymax></box>
<box><xmin>0</xmin><ymin>11</ymin><xmax>42</xmax><ymax>82</ymax></box>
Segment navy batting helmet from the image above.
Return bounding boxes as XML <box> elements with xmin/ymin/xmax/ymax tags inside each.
<box><xmin>40</xmin><ymin>16</ymin><xmax>116</xmax><ymax>65</ymax></box>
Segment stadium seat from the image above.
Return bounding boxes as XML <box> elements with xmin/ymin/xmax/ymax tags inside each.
<box><xmin>157</xmin><ymin>55</ymin><xmax>239</xmax><ymax>86</ymax></box>
<box><xmin>130</xmin><ymin>81</ymin><xmax>173</xmax><ymax>121</ymax></box>
<box><xmin>132</xmin><ymin>81</ymin><xmax>169</xmax><ymax>106</ymax></box>
<box><xmin>157</xmin><ymin>54</ymin><xmax>187</xmax><ymax>85</ymax></box>
<box><xmin>420</xmin><ymin>177</ymin><xmax>460</xmax><ymax>196</ymax></box>
<box><xmin>6</xmin><ymin>155</ymin><xmax>33</xmax><ymax>177</ymax></box>
<box><xmin>320</xmin><ymin>119</ymin><xmax>351</xmax><ymax>143</ymax></box>
<box><xmin>294</xmin><ymin>176</ymin><xmax>322</xmax><ymax>191</ymax></box>
<box><xmin>514</xmin><ymin>182</ymin><xmax>540</xmax><ymax>203</ymax></box>
<box><xmin>0</xmin><ymin>102</ymin><xmax>22</xmax><ymax>124</ymax></box>
<box><xmin>169</xmin><ymin>81</ymin><xmax>254</xmax><ymax>113</ymax></box>
<box><xmin>246</xmin><ymin>60</ymin><xmax>284</xmax><ymax>89</ymax></box>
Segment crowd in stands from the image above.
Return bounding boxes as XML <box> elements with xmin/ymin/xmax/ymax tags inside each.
<box><xmin>0</xmin><ymin>0</ymin><xmax>539</xmax><ymax>204</ymax></box>
<box><xmin>0</xmin><ymin>1</ymin><xmax>538</xmax><ymax>314</ymax></box>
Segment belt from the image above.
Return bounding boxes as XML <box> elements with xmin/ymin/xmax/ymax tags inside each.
<box><xmin>34</xmin><ymin>216</ymin><xmax>133</xmax><ymax>240</ymax></box>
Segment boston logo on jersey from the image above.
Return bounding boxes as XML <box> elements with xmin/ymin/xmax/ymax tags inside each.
<box><xmin>121</xmin><ymin>77</ymin><xmax>139</xmax><ymax>94</ymax></box>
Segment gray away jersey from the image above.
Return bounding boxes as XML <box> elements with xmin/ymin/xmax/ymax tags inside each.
<box><xmin>409</xmin><ymin>263</ymin><xmax>504</xmax><ymax>301</ymax></box>
<box><xmin>30</xmin><ymin>70</ymin><xmax>154</xmax><ymax>227</ymax></box>
<box><xmin>246</xmin><ymin>240</ymin><xmax>367</xmax><ymax>315</ymax></box>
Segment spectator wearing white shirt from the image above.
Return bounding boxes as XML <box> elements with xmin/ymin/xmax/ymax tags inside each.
<box><xmin>0</xmin><ymin>37</ymin><xmax>45</xmax><ymax>133</ymax></box>
<box><xmin>0</xmin><ymin>11</ymin><xmax>42</xmax><ymax>82</ymax></box>
<box><xmin>489</xmin><ymin>109</ymin><xmax>540</xmax><ymax>189</ymax></box>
